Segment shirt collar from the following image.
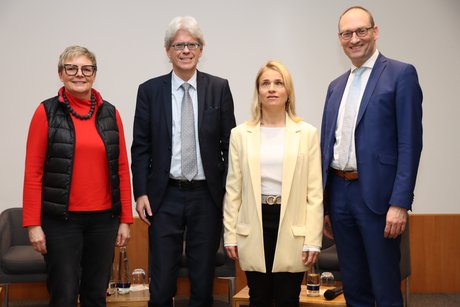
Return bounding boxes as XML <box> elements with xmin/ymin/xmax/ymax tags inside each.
<box><xmin>172</xmin><ymin>70</ymin><xmax>198</xmax><ymax>91</ymax></box>
<box><xmin>351</xmin><ymin>49</ymin><xmax>380</xmax><ymax>71</ymax></box>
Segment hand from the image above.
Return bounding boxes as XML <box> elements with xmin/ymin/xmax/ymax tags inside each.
<box><xmin>323</xmin><ymin>215</ymin><xmax>334</xmax><ymax>240</ymax></box>
<box><xmin>384</xmin><ymin>205</ymin><xmax>408</xmax><ymax>239</ymax></box>
<box><xmin>225</xmin><ymin>246</ymin><xmax>239</xmax><ymax>261</ymax></box>
<box><xmin>116</xmin><ymin>223</ymin><xmax>131</xmax><ymax>247</ymax></box>
<box><xmin>136</xmin><ymin>195</ymin><xmax>152</xmax><ymax>225</ymax></box>
<box><xmin>28</xmin><ymin>225</ymin><xmax>47</xmax><ymax>254</ymax></box>
<box><xmin>302</xmin><ymin>250</ymin><xmax>319</xmax><ymax>266</ymax></box>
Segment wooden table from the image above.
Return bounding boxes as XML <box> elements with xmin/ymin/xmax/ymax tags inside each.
<box><xmin>232</xmin><ymin>285</ymin><xmax>346</xmax><ymax>307</ymax></box>
<box><xmin>106</xmin><ymin>289</ymin><xmax>149</xmax><ymax>307</ymax></box>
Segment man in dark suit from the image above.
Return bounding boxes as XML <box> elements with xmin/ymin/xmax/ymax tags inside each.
<box><xmin>131</xmin><ymin>16</ymin><xmax>236</xmax><ymax>307</ymax></box>
<box><xmin>320</xmin><ymin>6</ymin><xmax>423</xmax><ymax>306</ymax></box>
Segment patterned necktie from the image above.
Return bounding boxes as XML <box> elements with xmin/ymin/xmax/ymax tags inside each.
<box><xmin>180</xmin><ymin>83</ymin><xmax>198</xmax><ymax>181</ymax></box>
<box><xmin>337</xmin><ymin>67</ymin><xmax>366</xmax><ymax>170</ymax></box>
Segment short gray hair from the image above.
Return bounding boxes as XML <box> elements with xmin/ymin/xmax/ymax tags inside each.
<box><xmin>164</xmin><ymin>16</ymin><xmax>205</xmax><ymax>49</ymax></box>
<box><xmin>58</xmin><ymin>45</ymin><xmax>97</xmax><ymax>73</ymax></box>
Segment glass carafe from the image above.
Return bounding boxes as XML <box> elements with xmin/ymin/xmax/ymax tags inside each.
<box><xmin>116</xmin><ymin>247</ymin><xmax>131</xmax><ymax>294</ymax></box>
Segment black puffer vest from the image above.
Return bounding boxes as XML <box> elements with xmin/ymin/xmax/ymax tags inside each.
<box><xmin>41</xmin><ymin>96</ymin><xmax>121</xmax><ymax>218</ymax></box>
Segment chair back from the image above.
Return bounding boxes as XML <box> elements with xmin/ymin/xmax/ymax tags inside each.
<box><xmin>1</xmin><ymin>208</ymin><xmax>30</xmax><ymax>246</ymax></box>
<box><xmin>0</xmin><ymin>207</ymin><xmax>47</xmax><ymax>283</ymax></box>
<box><xmin>176</xmin><ymin>228</ymin><xmax>236</xmax><ymax>305</ymax></box>
<box><xmin>178</xmin><ymin>229</ymin><xmax>235</xmax><ymax>278</ymax></box>
<box><xmin>317</xmin><ymin>235</ymin><xmax>341</xmax><ymax>281</ymax></box>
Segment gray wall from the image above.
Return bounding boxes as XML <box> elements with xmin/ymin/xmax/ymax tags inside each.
<box><xmin>1</xmin><ymin>0</ymin><xmax>458</xmax><ymax>214</ymax></box>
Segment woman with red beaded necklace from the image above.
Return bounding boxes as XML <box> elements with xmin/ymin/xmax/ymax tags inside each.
<box><xmin>23</xmin><ymin>45</ymin><xmax>133</xmax><ymax>307</ymax></box>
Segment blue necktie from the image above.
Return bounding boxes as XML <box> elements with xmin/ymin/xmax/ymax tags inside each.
<box><xmin>337</xmin><ymin>67</ymin><xmax>366</xmax><ymax>170</ymax></box>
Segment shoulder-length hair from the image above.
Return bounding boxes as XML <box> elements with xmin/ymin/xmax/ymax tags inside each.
<box><xmin>249</xmin><ymin>60</ymin><xmax>301</xmax><ymax>125</ymax></box>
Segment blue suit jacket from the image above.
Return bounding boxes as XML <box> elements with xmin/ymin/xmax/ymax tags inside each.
<box><xmin>321</xmin><ymin>54</ymin><xmax>423</xmax><ymax>214</ymax></box>
<box><xmin>131</xmin><ymin>71</ymin><xmax>236</xmax><ymax>213</ymax></box>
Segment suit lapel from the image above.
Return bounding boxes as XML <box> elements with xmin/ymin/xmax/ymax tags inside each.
<box><xmin>327</xmin><ymin>74</ymin><xmax>349</xmax><ymax>151</ymax></box>
<box><xmin>163</xmin><ymin>73</ymin><xmax>173</xmax><ymax>138</ymax></box>
<box><xmin>246</xmin><ymin>124</ymin><xmax>262</xmax><ymax>224</ymax></box>
<box><xmin>280</xmin><ymin>117</ymin><xmax>300</xmax><ymax>221</ymax></box>
<box><xmin>356</xmin><ymin>54</ymin><xmax>388</xmax><ymax>126</ymax></box>
<box><xmin>246</xmin><ymin>118</ymin><xmax>301</xmax><ymax>225</ymax></box>
<box><xmin>196</xmin><ymin>70</ymin><xmax>206</xmax><ymax>131</ymax></box>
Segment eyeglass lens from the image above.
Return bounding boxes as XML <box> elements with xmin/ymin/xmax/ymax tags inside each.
<box><xmin>341</xmin><ymin>27</ymin><xmax>372</xmax><ymax>40</ymax></box>
<box><xmin>171</xmin><ymin>42</ymin><xmax>200</xmax><ymax>51</ymax></box>
<box><xmin>64</xmin><ymin>65</ymin><xmax>96</xmax><ymax>76</ymax></box>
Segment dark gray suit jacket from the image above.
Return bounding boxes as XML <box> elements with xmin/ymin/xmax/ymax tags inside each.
<box><xmin>131</xmin><ymin>70</ymin><xmax>236</xmax><ymax>213</ymax></box>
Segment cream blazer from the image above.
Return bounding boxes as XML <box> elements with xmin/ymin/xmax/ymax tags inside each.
<box><xmin>223</xmin><ymin>116</ymin><xmax>323</xmax><ymax>273</ymax></box>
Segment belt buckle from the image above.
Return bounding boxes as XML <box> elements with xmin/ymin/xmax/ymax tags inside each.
<box><xmin>266</xmin><ymin>195</ymin><xmax>281</xmax><ymax>205</ymax></box>
<box><xmin>173</xmin><ymin>180</ymin><xmax>183</xmax><ymax>189</ymax></box>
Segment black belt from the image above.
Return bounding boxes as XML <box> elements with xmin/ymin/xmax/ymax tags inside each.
<box><xmin>168</xmin><ymin>178</ymin><xmax>207</xmax><ymax>190</ymax></box>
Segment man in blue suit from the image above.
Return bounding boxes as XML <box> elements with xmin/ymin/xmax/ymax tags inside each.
<box><xmin>131</xmin><ymin>16</ymin><xmax>236</xmax><ymax>307</ymax></box>
<box><xmin>320</xmin><ymin>6</ymin><xmax>423</xmax><ymax>306</ymax></box>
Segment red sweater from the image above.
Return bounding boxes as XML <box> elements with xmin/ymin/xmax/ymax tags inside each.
<box><xmin>23</xmin><ymin>88</ymin><xmax>133</xmax><ymax>226</ymax></box>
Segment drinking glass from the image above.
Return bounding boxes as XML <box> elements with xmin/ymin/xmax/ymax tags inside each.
<box><xmin>131</xmin><ymin>268</ymin><xmax>146</xmax><ymax>291</ymax></box>
<box><xmin>320</xmin><ymin>272</ymin><xmax>335</xmax><ymax>287</ymax></box>
<box><xmin>107</xmin><ymin>262</ymin><xmax>118</xmax><ymax>296</ymax></box>
<box><xmin>306</xmin><ymin>266</ymin><xmax>320</xmax><ymax>297</ymax></box>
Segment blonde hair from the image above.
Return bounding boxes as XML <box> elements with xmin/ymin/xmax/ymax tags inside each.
<box><xmin>249</xmin><ymin>60</ymin><xmax>301</xmax><ymax>125</ymax></box>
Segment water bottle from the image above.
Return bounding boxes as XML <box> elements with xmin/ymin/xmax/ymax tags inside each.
<box><xmin>116</xmin><ymin>247</ymin><xmax>131</xmax><ymax>294</ymax></box>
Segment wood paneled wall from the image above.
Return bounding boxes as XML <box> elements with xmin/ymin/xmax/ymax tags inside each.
<box><xmin>409</xmin><ymin>214</ymin><xmax>460</xmax><ymax>292</ymax></box>
<box><xmin>4</xmin><ymin>214</ymin><xmax>460</xmax><ymax>303</ymax></box>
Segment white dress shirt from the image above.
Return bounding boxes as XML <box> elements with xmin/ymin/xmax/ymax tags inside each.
<box><xmin>170</xmin><ymin>71</ymin><xmax>205</xmax><ymax>180</ymax></box>
<box><xmin>331</xmin><ymin>50</ymin><xmax>379</xmax><ymax>171</ymax></box>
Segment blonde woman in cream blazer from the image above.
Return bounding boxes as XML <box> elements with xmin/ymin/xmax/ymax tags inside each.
<box><xmin>224</xmin><ymin>61</ymin><xmax>323</xmax><ymax>307</ymax></box>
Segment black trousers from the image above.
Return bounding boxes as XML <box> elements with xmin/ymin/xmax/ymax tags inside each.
<box><xmin>148</xmin><ymin>184</ymin><xmax>221</xmax><ymax>307</ymax></box>
<box><xmin>42</xmin><ymin>210</ymin><xmax>119</xmax><ymax>307</ymax></box>
<box><xmin>245</xmin><ymin>204</ymin><xmax>305</xmax><ymax>307</ymax></box>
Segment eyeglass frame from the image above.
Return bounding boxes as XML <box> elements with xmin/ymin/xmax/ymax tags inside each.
<box><xmin>170</xmin><ymin>42</ymin><xmax>201</xmax><ymax>51</ymax></box>
<box><xmin>63</xmin><ymin>64</ymin><xmax>97</xmax><ymax>77</ymax></box>
<box><xmin>339</xmin><ymin>26</ymin><xmax>374</xmax><ymax>40</ymax></box>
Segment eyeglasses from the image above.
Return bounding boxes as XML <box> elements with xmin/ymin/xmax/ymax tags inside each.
<box><xmin>339</xmin><ymin>27</ymin><xmax>374</xmax><ymax>40</ymax></box>
<box><xmin>259</xmin><ymin>80</ymin><xmax>285</xmax><ymax>90</ymax></box>
<box><xmin>170</xmin><ymin>42</ymin><xmax>201</xmax><ymax>51</ymax></box>
<box><xmin>63</xmin><ymin>64</ymin><xmax>97</xmax><ymax>77</ymax></box>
